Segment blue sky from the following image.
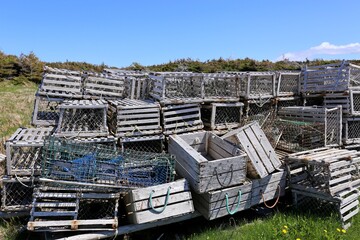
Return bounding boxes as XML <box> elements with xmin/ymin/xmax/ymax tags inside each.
<box><xmin>0</xmin><ymin>0</ymin><xmax>359</xmax><ymax>67</ymax></box>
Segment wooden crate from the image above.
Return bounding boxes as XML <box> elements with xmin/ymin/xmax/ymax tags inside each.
<box><xmin>5</xmin><ymin>127</ymin><xmax>54</xmax><ymax>176</ymax></box>
<box><xmin>120</xmin><ymin>135</ymin><xmax>164</xmax><ymax>153</ymax></box>
<box><xmin>285</xmin><ymin>147</ymin><xmax>360</xmax><ymax>196</ymax></box>
<box><xmin>193</xmin><ymin>171</ymin><xmax>286</xmax><ymax>220</ymax></box>
<box><xmin>83</xmin><ymin>71</ymin><xmax>125</xmax><ymax>99</ymax></box>
<box><xmin>55</xmin><ymin>100</ymin><xmax>109</xmax><ymax>137</ymax></box>
<box><xmin>202</xmin><ymin>73</ymin><xmax>239</xmax><ymax>102</ymax></box>
<box><xmin>201</xmin><ymin>102</ymin><xmax>243</xmax><ymax>133</ymax></box>
<box><xmin>125</xmin><ymin>179</ymin><xmax>194</xmax><ymax>224</ymax></box>
<box><xmin>239</xmin><ymin>72</ymin><xmax>276</xmax><ymax>100</ymax></box>
<box><xmin>222</xmin><ymin>121</ymin><xmax>282</xmax><ymax>179</ymax></box>
<box><xmin>149</xmin><ymin>73</ymin><xmax>203</xmax><ymax>105</ymax></box>
<box><xmin>32</xmin><ymin>95</ymin><xmax>63</xmax><ymax>127</ymax></box>
<box><xmin>168</xmin><ymin>132</ymin><xmax>247</xmax><ymax>193</ymax></box>
<box><xmin>162</xmin><ymin>104</ymin><xmax>204</xmax><ymax>135</ymax></box>
<box><xmin>108</xmin><ymin>99</ymin><xmax>162</xmax><ymax>137</ymax></box>
<box><xmin>124</xmin><ymin>75</ymin><xmax>149</xmax><ymax>100</ymax></box>
<box><xmin>27</xmin><ymin>189</ymin><xmax>119</xmax><ymax>231</ymax></box>
<box><xmin>38</xmin><ymin>66</ymin><xmax>82</xmax><ymax>98</ymax></box>
<box><xmin>301</xmin><ymin>61</ymin><xmax>349</xmax><ymax>93</ymax></box>
<box><xmin>1</xmin><ymin>176</ymin><xmax>34</xmax><ymax>213</ymax></box>
<box><xmin>276</xmin><ymin>71</ymin><xmax>301</xmax><ymax>97</ymax></box>
<box><xmin>275</xmin><ymin>97</ymin><xmax>302</xmax><ymax>113</ymax></box>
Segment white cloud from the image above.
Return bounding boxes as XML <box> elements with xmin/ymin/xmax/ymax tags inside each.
<box><xmin>277</xmin><ymin>42</ymin><xmax>360</xmax><ymax>61</ymax></box>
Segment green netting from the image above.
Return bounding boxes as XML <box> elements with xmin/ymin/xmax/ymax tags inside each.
<box><xmin>41</xmin><ymin>136</ymin><xmax>175</xmax><ymax>189</ymax></box>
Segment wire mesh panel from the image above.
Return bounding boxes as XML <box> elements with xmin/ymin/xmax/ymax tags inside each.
<box><xmin>239</xmin><ymin>72</ymin><xmax>275</xmax><ymax>100</ymax></box>
<box><xmin>1</xmin><ymin>176</ymin><xmax>34</xmax><ymax>212</ymax></box>
<box><xmin>149</xmin><ymin>73</ymin><xmax>203</xmax><ymax>105</ymax></box>
<box><xmin>38</xmin><ymin>66</ymin><xmax>82</xmax><ymax>98</ymax></box>
<box><xmin>27</xmin><ymin>188</ymin><xmax>119</xmax><ymax>231</ymax></box>
<box><xmin>276</xmin><ymin>106</ymin><xmax>342</xmax><ymax>152</ymax></box>
<box><xmin>107</xmin><ymin>99</ymin><xmax>162</xmax><ymax>137</ymax></box>
<box><xmin>276</xmin><ymin>71</ymin><xmax>300</xmax><ymax>97</ymax></box>
<box><xmin>201</xmin><ymin>102</ymin><xmax>243</xmax><ymax>133</ymax></box>
<box><xmin>55</xmin><ymin>100</ymin><xmax>108</xmax><ymax>137</ymax></box>
<box><xmin>5</xmin><ymin>127</ymin><xmax>54</xmax><ymax>176</ymax></box>
<box><xmin>301</xmin><ymin>61</ymin><xmax>349</xmax><ymax>93</ymax></box>
<box><xmin>344</xmin><ymin>117</ymin><xmax>360</xmax><ymax>144</ymax></box>
<box><xmin>83</xmin><ymin>71</ymin><xmax>125</xmax><ymax>99</ymax></box>
<box><xmin>32</xmin><ymin>95</ymin><xmax>63</xmax><ymax>127</ymax></box>
<box><xmin>162</xmin><ymin>104</ymin><xmax>204</xmax><ymax>135</ymax></box>
<box><xmin>202</xmin><ymin>73</ymin><xmax>239</xmax><ymax>102</ymax></box>
<box><xmin>120</xmin><ymin>135</ymin><xmax>164</xmax><ymax>153</ymax></box>
<box><xmin>350</xmin><ymin>88</ymin><xmax>360</xmax><ymax>115</ymax></box>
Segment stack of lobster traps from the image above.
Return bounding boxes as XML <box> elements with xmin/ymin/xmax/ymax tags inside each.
<box><xmin>3</xmin><ymin>61</ymin><xmax>360</xmax><ymax>238</ymax></box>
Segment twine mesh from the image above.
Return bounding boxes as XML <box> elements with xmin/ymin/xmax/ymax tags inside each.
<box><xmin>1</xmin><ymin>180</ymin><xmax>33</xmax><ymax>210</ymax></box>
<box><xmin>352</xmin><ymin>92</ymin><xmax>360</xmax><ymax>113</ymax></box>
<box><xmin>326</xmin><ymin>108</ymin><xmax>341</xmax><ymax>146</ymax></box>
<box><xmin>165</xmin><ymin>76</ymin><xmax>202</xmax><ymax>98</ymax></box>
<box><xmin>33</xmin><ymin>97</ymin><xmax>61</xmax><ymax>126</ymax></box>
<box><xmin>203</xmin><ymin>77</ymin><xmax>238</xmax><ymax>98</ymax></box>
<box><xmin>78</xmin><ymin>198</ymin><xmax>117</xmax><ymax>220</ymax></box>
<box><xmin>58</xmin><ymin>108</ymin><xmax>106</xmax><ymax>134</ymax></box>
<box><xmin>9</xmin><ymin>146</ymin><xmax>42</xmax><ymax>174</ymax></box>
<box><xmin>347</xmin><ymin>120</ymin><xmax>360</xmax><ymax>141</ymax></box>
<box><xmin>122</xmin><ymin>139</ymin><xmax>164</xmax><ymax>153</ymax></box>
<box><xmin>278</xmin><ymin>74</ymin><xmax>299</xmax><ymax>95</ymax></box>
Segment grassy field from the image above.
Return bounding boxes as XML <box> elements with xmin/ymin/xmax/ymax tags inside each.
<box><xmin>0</xmin><ymin>80</ymin><xmax>360</xmax><ymax>240</ymax></box>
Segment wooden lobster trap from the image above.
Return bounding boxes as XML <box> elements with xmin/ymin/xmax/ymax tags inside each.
<box><xmin>32</xmin><ymin>95</ymin><xmax>63</xmax><ymax>127</ymax></box>
<box><xmin>202</xmin><ymin>73</ymin><xmax>239</xmax><ymax>102</ymax></box>
<box><xmin>239</xmin><ymin>72</ymin><xmax>276</xmax><ymax>100</ymax></box>
<box><xmin>149</xmin><ymin>72</ymin><xmax>203</xmax><ymax>105</ymax></box>
<box><xmin>324</xmin><ymin>92</ymin><xmax>350</xmax><ymax>114</ymax></box>
<box><xmin>168</xmin><ymin>132</ymin><xmax>247</xmax><ymax>193</ymax></box>
<box><xmin>107</xmin><ymin>99</ymin><xmax>162</xmax><ymax>138</ymax></box>
<box><xmin>285</xmin><ymin>147</ymin><xmax>360</xmax><ymax>229</ymax></box>
<box><xmin>193</xmin><ymin>171</ymin><xmax>286</xmax><ymax>220</ymax></box>
<box><xmin>38</xmin><ymin>66</ymin><xmax>82</xmax><ymax>99</ymax></box>
<box><xmin>162</xmin><ymin>104</ymin><xmax>204</xmax><ymax>135</ymax></box>
<box><xmin>201</xmin><ymin>102</ymin><xmax>244</xmax><ymax>134</ymax></box>
<box><xmin>124</xmin><ymin>179</ymin><xmax>194</xmax><ymax>224</ymax></box>
<box><xmin>344</xmin><ymin>116</ymin><xmax>360</xmax><ymax>144</ymax></box>
<box><xmin>275</xmin><ymin>71</ymin><xmax>301</xmax><ymax>97</ymax></box>
<box><xmin>5</xmin><ymin>127</ymin><xmax>54</xmax><ymax>176</ymax></box>
<box><xmin>27</xmin><ymin>187</ymin><xmax>120</xmax><ymax>232</ymax></box>
<box><xmin>301</xmin><ymin>61</ymin><xmax>360</xmax><ymax>94</ymax></box>
<box><xmin>55</xmin><ymin>100</ymin><xmax>109</xmax><ymax>137</ymax></box>
<box><xmin>1</xmin><ymin>176</ymin><xmax>35</xmax><ymax>214</ymax></box>
<box><xmin>82</xmin><ymin>71</ymin><xmax>125</xmax><ymax>99</ymax></box>
<box><xmin>276</xmin><ymin>106</ymin><xmax>342</xmax><ymax>153</ymax></box>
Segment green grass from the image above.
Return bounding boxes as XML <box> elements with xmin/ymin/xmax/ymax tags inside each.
<box><xmin>187</xmin><ymin>209</ymin><xmax>360</xmax><ymax>240</ymax></box>
<box><xmin>0</xmin><ymin>80</ymin><xmax>37</xmax><ymax>152</ymax></box>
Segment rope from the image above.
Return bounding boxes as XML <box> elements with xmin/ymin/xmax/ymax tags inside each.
<box><xmin>214</xmin><ymin>164</ymin><xmax>233</xmax><ymax>187</ymax></box>
<box><xmin>261</xmin><ymin>185</ymin><xmax>281</xmax><ymax>209</ymax></box>
<box><xmin>149</xmin><ymin>186</ymin><xmax>171</xmax><ymax>213</ymax></box>
<box><xmin>225</xmin><ymin>190</ymin><xmax>241</xmax><ymax>215</ymax></box>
